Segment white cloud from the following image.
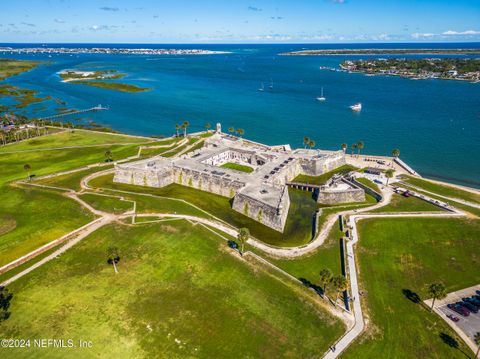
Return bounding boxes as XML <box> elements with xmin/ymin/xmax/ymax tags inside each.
<box><xmin>411</xmin><ymin>32</ymin><xmax>435</xmax><ymax>39</ymax></box>
<box><xmin>54</xmin><ymin>18</ymin><xmax>66</xmax><ymax>24</ymax></box>
<box><xmin>442</xmin><ymin>30</ymin><xmax>480</xmax><ymax>36</ymax></box>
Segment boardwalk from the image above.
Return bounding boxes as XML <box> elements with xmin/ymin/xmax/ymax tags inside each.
<box><xmin>37</xmin><ymin>104</ymin><xmax>109</xmax><ymax>121</ymax></box>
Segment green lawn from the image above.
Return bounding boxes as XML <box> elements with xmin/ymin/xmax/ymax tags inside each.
<box><xmin>35</xmin><ymin>166</ymin><xmax>114</xmax><ymax>191</ymax></box>
<box><xmin>255</xmin><ymin>220</ymin><xmax>345</xmax><ymax>297</ymax></box>
<box><xmin>400</xmin><ymin>183</ymin><xmax>480</xmax><ymax>217</ymax></box>
<box><xmin>220</xmin><ymin>162</ymin><xmax>254</xmax><ymax>173</ymax></box>
<box><xmin>0</xmin><ymin>145</ymin><xmax>139</xmax><ymax>184</ymax></box>
<box><xmin>343</xmin><ymin>217</ymin><xmax>480</xmax><ymax>358</ymax></box>
<box><xmin>370</xmin><ymin>193</ymin><xmax>444</xmax><ymax>213</ymax></box>
<box><xmin>162</xmin><ymin>137</ymin><xmax>200</xmax><ymax>158</ymax></box>
<box><xmin>355</xmin><ymin>177</ymin><xmax>380</xmax><ymax>193</ymax></box>
<box><xmin>293</xmin><ymin>164</ymin><xmax>358</xmax><ymax>185</ymax></box>
<box><xmin>0</xmin><ymin>187</ymin><xmax>95</xmax><ymax>267</ymax></box>
<box><xmin>79</xmin><ymin>193</ymin><xmax>134</xmax><ymax>214</ymax></box>
<box><xmin>0</xmin><ymin>130</ymin><xmax>150</xmax><ymax>153</ymax></box>
<box><xmin>401</xmin><ymin>176</ymin><xmax>480</xmax><ymax>205</ymax></box>
<box><xmin>89</xmin><ymin>174</ymin><xmax>319</xmax><ymax>247</ymax></box>
<box><xmin>0</xmin><ymin>221</ymin><xmax>344</xmax><ymax>358</ymax></box>
<box><xmin>0</xmin><ymin>133</ymin><xmax>149</xmax><ymax>268</ymax></box>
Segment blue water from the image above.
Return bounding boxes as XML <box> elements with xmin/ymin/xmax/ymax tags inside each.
<box><xmin>1</xmin><ymin>43</ymin><xmax>480</xmax><ymax>187</ymax></box>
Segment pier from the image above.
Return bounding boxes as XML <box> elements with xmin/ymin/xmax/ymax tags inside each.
<box><xmin>37</xmin><ymin>104</ymin><xmax>109</xmax><ymax>121</ymax></box>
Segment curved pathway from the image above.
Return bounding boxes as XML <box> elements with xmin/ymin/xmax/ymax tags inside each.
<box><xmin>4</xmin><ymin>155</ymin><xmax>475</xmax><ymax>358</ymax></box>
<box><xmin>322</xmin><ymin>209</ymin><xmax>466</xmax><ymax>358</ymax></box>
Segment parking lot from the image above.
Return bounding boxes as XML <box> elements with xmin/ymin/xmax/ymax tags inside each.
<box><xmin>427</xmin><ymin>284</ymin><xmax>480</xmax><ymax>352</ymax></box>
<box><xmin>439</xmin><ymin>304</ymin><xmax>480</xmax><ymax>341</ymax></box>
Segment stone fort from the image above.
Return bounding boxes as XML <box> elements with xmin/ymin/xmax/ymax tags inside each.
<box><xmin>113</xmin><ymin>124</ymin><xmax>348</xmax><ymax>232</ymax></box>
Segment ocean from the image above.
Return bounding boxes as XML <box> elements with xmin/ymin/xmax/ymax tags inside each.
<box><xmin>1</xmin><ymin>42</ymin><xmax>480</xmax><ymax>187</ymax></box>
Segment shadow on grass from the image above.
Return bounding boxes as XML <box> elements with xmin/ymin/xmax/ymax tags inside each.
<box><xmin>402</xmin><ymin>288</ymin><xmax>421</xmax><ymax>304</ymax></box>
<box><xmin>299</xmin><ymin>277</ymin><xmax>325</xmax><ymax>296</ymax></box>
<box><xmin>439</xmin><ymin>332</ymin><xmax>472</xmax><ymax>358</ymax></box>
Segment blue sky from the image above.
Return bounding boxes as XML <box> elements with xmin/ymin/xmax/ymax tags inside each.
<box><xmin>1</xmin><ymin>0</ymin><xmax>479</xmax><ymax>43</ymax></box>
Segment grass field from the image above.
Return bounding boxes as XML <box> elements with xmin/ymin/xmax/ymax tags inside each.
<box><xmin>401</xmin><ymin>176</ymin><xmax>480</xmax><ymax>204</ymax></box>
<box><xmin>293</xmin><ymin>164</ymin><xmax>358</xmax><ymax>185</ymax></box>
<box><xmin>35</xmin><ymin>166</ymin><xmax>114</xmax><ymax>191</ymax></box>
<box><xmin>400</xmin><ymin>183</ymin><xmax>480</xmax><ymax>217</ymax></box>
<box><xmin>0</xmin><ymin>130</ymin><xmax>149</xmax><ymax>153</ymax></box>
<box><xmin>0</xmin><ymin>187</ymin><xmax>95</xmax><ymax>267</ymax></box>
<box><xmin>0</xmin><ymin>221</ymin><xmax>344</xmax><ymax>358</ymax></box>
<box><xmin>355</xmin><ymin>177</ymin><xmax>380</xmax><ymax>192</ymax></box>
<box><xmin>78</xmin><ymin>193</ymin><xmax>134</xmax><ymax>214</ymax></box>
<box><xmin>89</xmin><ymin>174</ymin><xmax>319</xmax><ymax>247</ymax></box>
<box><xmin>0</xmin><ymin>131</ymin><xmax>155</xmax><ymax>267</ymax></box>
<box><xmin>369</xmin><ymin>193</ymin><xmax>444</xmax><ymax>213</ymax></box>
<box><xmin>343</xmin><ymin>217</ymin><xmax>479</xmax><ymax>358</ymax></box>
<box><xmin>220</xmin><ymin>162</ymin><xmax>254</xmax><ymax>173</ymax></box>
<box><xmin>255</xmin><ymin>220</ymin><xmax>345</xmax><ymax>297</ymax></box>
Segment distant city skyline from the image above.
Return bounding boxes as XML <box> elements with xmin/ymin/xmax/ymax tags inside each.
<box><xmin>1</xmin><ymin>0</ymin><xmax>480</xmax><ymax>43</ymax></box>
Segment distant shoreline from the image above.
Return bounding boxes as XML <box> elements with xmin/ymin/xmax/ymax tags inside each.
<box><xmin>0</xmin><ymin>47</ymin><xmax>231</xmax><ymax>56</ymax></box>
<box><xmin>281</xmin><ymin>48</ymin><xmax>480</xmax><ymax>56</ymax></box>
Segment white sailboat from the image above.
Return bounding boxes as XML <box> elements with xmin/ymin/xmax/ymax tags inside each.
<box><xmin>316</xmin><ymin>87</ymin><xmax>326</xmax><ymax>102</ymax></box>
<box><xmin>350</xmin><ymin>103</ymin><xmax>362</xmax><ymax>112</ymax></box>
<box><xmin>269</xmin><ymin>79</ymin><xmax>274</xmax><ymax>90</ymax></box>
<box><xmin>258</xmin><ymin>82</ymin><xmax>265</xmax><ymax>92</ymax></box>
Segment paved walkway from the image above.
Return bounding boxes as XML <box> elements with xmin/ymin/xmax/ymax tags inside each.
<box><xmin>399</xmin><ymin>182</ymin><xmax>480</xmax><ymax>210</ymax></box>
<box><xmin>322</xmin><ymin>208</ymin><xmax>465</xmax><ymax>358</ymax></box>
<box><xmin>3</xmin><ymin>147</ymin><xmax>475</xmax><ymax>357</ymax></box>
<box><xmin>0</xmin><ymin>215</ymin><xmax>114</xmax><ymax>286</ymax></box>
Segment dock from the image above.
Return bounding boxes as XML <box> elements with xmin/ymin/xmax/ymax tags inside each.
<box><xmin>37</xmin><ymin>104</ymin><xmax>109</xmax><ymax>121</ymax></box>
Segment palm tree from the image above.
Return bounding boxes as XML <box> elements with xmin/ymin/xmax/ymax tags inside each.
<box><xmin>309</xmin><ymin>139</ymin><xmax>316</xmax><ymax>149</ymax></box>
<box><xmin>319</xmin><ymin>268</ymin><xmax>333</xmax><ymax>295</ymax></box>
<box><xmin>385</xmin><ymin>168</ymin><xmax>395</xmax><ymax>185</ymax></box>
<box><xmin>228</xmin><ymin>127</ymin><xmax>235</xmax><ymax>136</ymax></box>
<box><xmin>427</xmin><ymin>282</ymin><xmax>447</xmax><ymax>311</ymax></box>
<box><xmin>175</xmin><ymin>123</ymin><xmax>181</xmax><ymax>137</ymax></box>
<box><xmin>182</xmin><ymin>121</ymin><xmax>189</xmax><ymax>137</ymax></box>
<box><xmin>105</xmin><ymin>150</ymin><xmax>113</xmax><ymax>162</ymax></box>
<box><xmin>351</xmin><ymin>143</ymin><xmax>357</xmax><ymax>155</ymax></box>
<box><xmin>107</xmin><ymin>246</ymin><xmax>120</xmax><ymax>274</ymax></box>
<box><xmin>392</xmin><ymin>148</ymin><xmax>400</xmax><ymax>158</ymax></box>
<box><xmin>236</xmin><ymin>128</ymin><xmax>245</xmax><ymax>137</ymax></box>
<box><xmin>23</xmin><ymin>164</ymin><xmax>31</xmax><ymax>181</ymax></box>
<box><xmin>332</xmin><ymin>275</ymin><xmax>348</xmax><ymax>306</ymax></box>
<box><xmin>237</xmin><ymin>227</ymin><xmax>250</xmax><ymax>255</ymax></box>
<box><xmin>474</xmin><ymin>332</ymin><xmax>480</xmax><ymax>358</ymax></box>
<box><xmin>357</xmin><ymin>141</ymin><xmax>364</xmax><ymax>155</ymax></box>
<box><xmin>205</xmin><ymin>122</ymin><xmax>211</xmax><ymax>131</ymax></box>
<box><xmin>341</xmin><ymin>143</ymin><xmax>347</xmax><ymax>153</ymax></box>
<box><xmin>304</xmin><ymin>136</ymin><xmax>311</xmax><ymax>148</ymax></box>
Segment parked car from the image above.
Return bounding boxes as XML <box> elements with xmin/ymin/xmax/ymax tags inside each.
<box><xmin>461</xmin><ymin>301</ymin><xmax>479</xmax><ymax>313</ymax></box>
<box><xmin>374</xmin><ymin>179</ymin><xmax>382</xmax><ymax>184</ymax></box>
<box><xmin>403</xmin><ymin>191</ymin><xmax>412</xmax><ymax>197</ymax></box>
<box><xmin>447</xmin><ymin>314</ymin><xmax>460</xmax><ymax>322</ymax></box>
<box><xmin>464</xmin><ymin>297</ymin><xmax>480</xmax><ymax>306</ymax></box>
<box><xmin>448</xmin><ymin>303</ymin><xmax>470</xmax><ymax>317</ymax></box>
